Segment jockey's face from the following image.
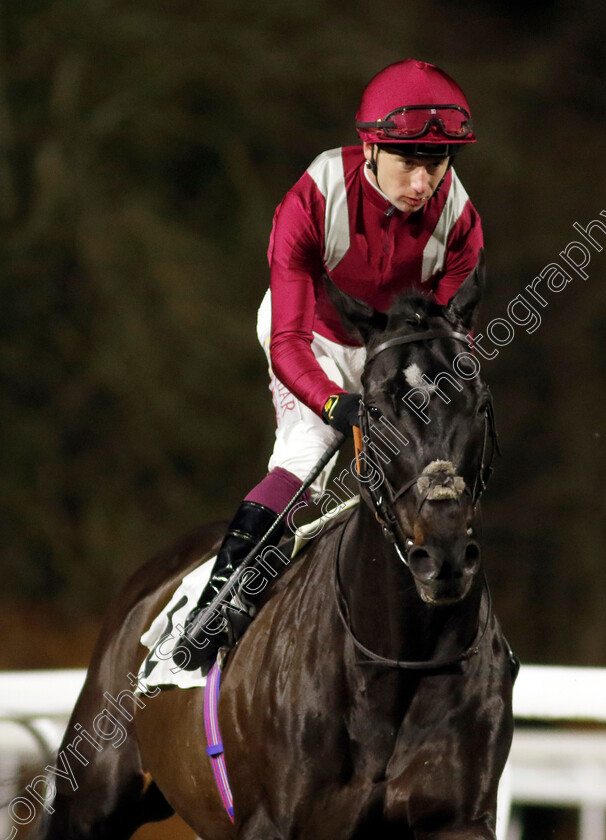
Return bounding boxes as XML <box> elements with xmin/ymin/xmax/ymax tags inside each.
<box><xmin>363</xmin><ymin>142</ymin><xmax>449</xmax><ymax>213</ymax></box>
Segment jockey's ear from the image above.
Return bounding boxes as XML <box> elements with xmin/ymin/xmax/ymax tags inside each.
<box><xmin>324</xmin><ymin>274</ymin><xmax>387</xmax><ymax>343</ymax></box>
<box><xmin>444</xmin><ymin>248</ymin><xmax>485</xmax><ymax>332</ymax></box>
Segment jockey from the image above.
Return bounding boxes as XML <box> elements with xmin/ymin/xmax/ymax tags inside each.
<box><xmin>181</xmin><ymin>58</ymin><xmax>483</xmax><ymax>672</ymax></box>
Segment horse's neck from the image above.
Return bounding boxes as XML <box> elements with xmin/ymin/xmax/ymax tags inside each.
<box><xmin>341</xmin><ymin>505</ymin><xmax>482</xmax><ymax>668</ymax></box>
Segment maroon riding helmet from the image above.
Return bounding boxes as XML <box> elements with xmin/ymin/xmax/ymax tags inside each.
<box><xmin>356</xmin><ymin>58</ymin><xmax>476</xmax><ymax>158</ymax></box>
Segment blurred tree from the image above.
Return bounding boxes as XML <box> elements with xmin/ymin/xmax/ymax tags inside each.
<box><xmin>0</xmin><ymin>0</ymin><xmax>604</xmax><ymax>666</ymax></box>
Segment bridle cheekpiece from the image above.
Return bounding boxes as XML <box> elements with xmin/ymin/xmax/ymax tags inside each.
<box><xmin>353</xmin><ymin>326</ymin><xmax>499</xmax><ymax>565</ymax></box>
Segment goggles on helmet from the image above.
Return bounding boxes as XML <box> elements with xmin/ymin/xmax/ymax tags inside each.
<box><xmin>356</xmin><ymin>104</ymin><xmax>472</xmax><ymax>141</ymax></box>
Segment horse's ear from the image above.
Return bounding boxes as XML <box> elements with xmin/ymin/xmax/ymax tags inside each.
<box><xmin>444</xmin><ymin>248</ymin><xmax>485</xmax><ymax>332</ymax></box>
<box><xmin>324</xmin><ymin>275</ymin><xmax>387</xmax><ymax>342</ymax></box>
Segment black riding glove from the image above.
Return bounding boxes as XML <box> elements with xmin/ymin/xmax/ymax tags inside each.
<box><xmin>321</xmin><ymin>393</ymin><xmax>362</xmax><ymax>437</ymax></box>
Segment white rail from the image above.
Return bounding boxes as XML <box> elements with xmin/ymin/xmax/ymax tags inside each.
<box><xmin>1</xmin><ymin>666</ymin><xmax>606</xmax><ymax>838</ymax></box>
<box><xmin>513</xmin><ymin>666</ymin><xmax>606</xmax><ymax>723</ymax></box>
<box><xmin>500</xmin><ymin>666</ymin><xmax>606</xmax><ymax>840</ymax></box>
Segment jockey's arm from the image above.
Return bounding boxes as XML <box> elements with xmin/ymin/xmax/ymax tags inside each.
<box><xmin>267</xmin><ymin>187</ymin><xmax>347</xmax><ymax>417</ymax></box>
<box><xmin>433</xmin><ymin>200</ymin><xmax>484</xmax><ymax>306</ymax></box>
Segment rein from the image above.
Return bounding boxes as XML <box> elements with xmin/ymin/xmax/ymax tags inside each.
<box><xmin>333</xmin><ymin>514</ymin><xmax>492</xmax><ymax>670</ymax></box>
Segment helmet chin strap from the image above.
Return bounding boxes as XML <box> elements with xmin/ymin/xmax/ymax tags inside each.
<box><xmin>431</xmin><ymin>156</ymin><xmax>456</xmax><ymax>199</ymax></box>
<box><xmin>366</xmin><ymin>145</ymin><xmax>393</xmax><ymax>207</ymax></box>
<box><xmin>367</xmin><ymin>144</ymin><xmax>378</xmax><ymax>173</ymax></box>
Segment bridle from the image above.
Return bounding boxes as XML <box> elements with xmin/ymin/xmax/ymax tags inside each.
<box><xmin>334</xmin><ymin>324</ymin><xmax>498</xmax><ymax>671</ymax></box>
<box><xmin>356</xmin><ymin>327</ymin><xmax>499</xmax><ymax>565</ymax></box>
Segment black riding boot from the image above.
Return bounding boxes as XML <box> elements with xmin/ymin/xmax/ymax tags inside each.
<box><xmin>178</xmin><ymin>501</ymin><xmax>282</xmax><ymax>674</ymax></box>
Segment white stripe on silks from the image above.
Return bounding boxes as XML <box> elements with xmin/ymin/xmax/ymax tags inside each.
<box><xmin>307</xmin><ymin>148</ymin><xmax>350</xmax><ymax>271</ymax></box>
<box><xmin>421</xmin><ymin>169</ymin><xmax>470</xmax><ymax>283</ymax></box>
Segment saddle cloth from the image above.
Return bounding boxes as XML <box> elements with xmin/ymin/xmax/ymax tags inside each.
<box><xmin>138</xmin><ymin>559</ymin><xmax>215</xmax><ymax>690</ymax></box>
<box><xmin>137</xmin><ymin>496</ymin><xmax>359</xmax><ymax>691</ymax></box>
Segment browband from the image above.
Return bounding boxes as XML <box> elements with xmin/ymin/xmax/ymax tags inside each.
<box><xmin>365</xmin><ymin>329</ymin><xmax>470</xmax><ymax>364</ymax></box>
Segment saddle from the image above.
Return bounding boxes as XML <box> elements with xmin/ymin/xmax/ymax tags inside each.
<box><xmin>137</xmin><ymin>498</ymin><xmax>359</xmax><ymax>688</ymax></box>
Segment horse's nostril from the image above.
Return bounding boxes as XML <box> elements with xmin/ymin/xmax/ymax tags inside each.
<box><xmin>463</xmin><ymin>540</ymin><xmax>481</xmax><ymax>572</ymax></box>
<box><xmin>407</xmin><ymin>546</ymin><xmax>439</xmax><ymax>581</ymax></box>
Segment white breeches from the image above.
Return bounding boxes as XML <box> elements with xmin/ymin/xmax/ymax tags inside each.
<box><xmin>256</xmin><ymin>290</ymin><xmax>366</xmax><ymax>497</ymax></box>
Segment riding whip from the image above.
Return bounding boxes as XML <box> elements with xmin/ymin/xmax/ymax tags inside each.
<box><xmin>186</xmin><ymin>430</ymin><xmax>348</xmax><ymax>640</ymax></box>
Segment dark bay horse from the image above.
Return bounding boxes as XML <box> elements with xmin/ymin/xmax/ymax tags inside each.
<box><xmin>27</xmin><ymin>257</ymin><xmax>516</xmax><ymax>840</ymax></box>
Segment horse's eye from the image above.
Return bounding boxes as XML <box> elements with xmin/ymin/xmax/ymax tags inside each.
<box><xmin>368</xmin><ymin>405</ymin><xmax>383</xmax><ymax>419</ymax></box>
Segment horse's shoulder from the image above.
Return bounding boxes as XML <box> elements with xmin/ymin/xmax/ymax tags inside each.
<box><xmin>263</xmin><ymin>506</ymin><xmax>355</xmax><ymax>601</ymax></box>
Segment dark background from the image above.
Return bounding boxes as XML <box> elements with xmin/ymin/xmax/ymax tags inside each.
<box><xmin>1</xmin><ymin>0</ymin><xmax>605</xmax><ymax>669</ymax></box>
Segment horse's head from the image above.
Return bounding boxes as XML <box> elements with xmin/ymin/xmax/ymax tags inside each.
<box><xmin>328</xmin><ymin>252</ymin><xmax>497</xmax><ymax>606</ymax></box>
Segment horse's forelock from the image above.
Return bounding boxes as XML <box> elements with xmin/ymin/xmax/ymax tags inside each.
<box><xmin>363</xmin><ymin>294</ymin><xmax>484</xmax><ymax>414</ymax></box>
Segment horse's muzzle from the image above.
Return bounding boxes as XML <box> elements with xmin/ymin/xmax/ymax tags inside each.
<box><xmin>407</xmin><ymin>539</ymin><xmax>481</xmax><ymax>603</ymax></box>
